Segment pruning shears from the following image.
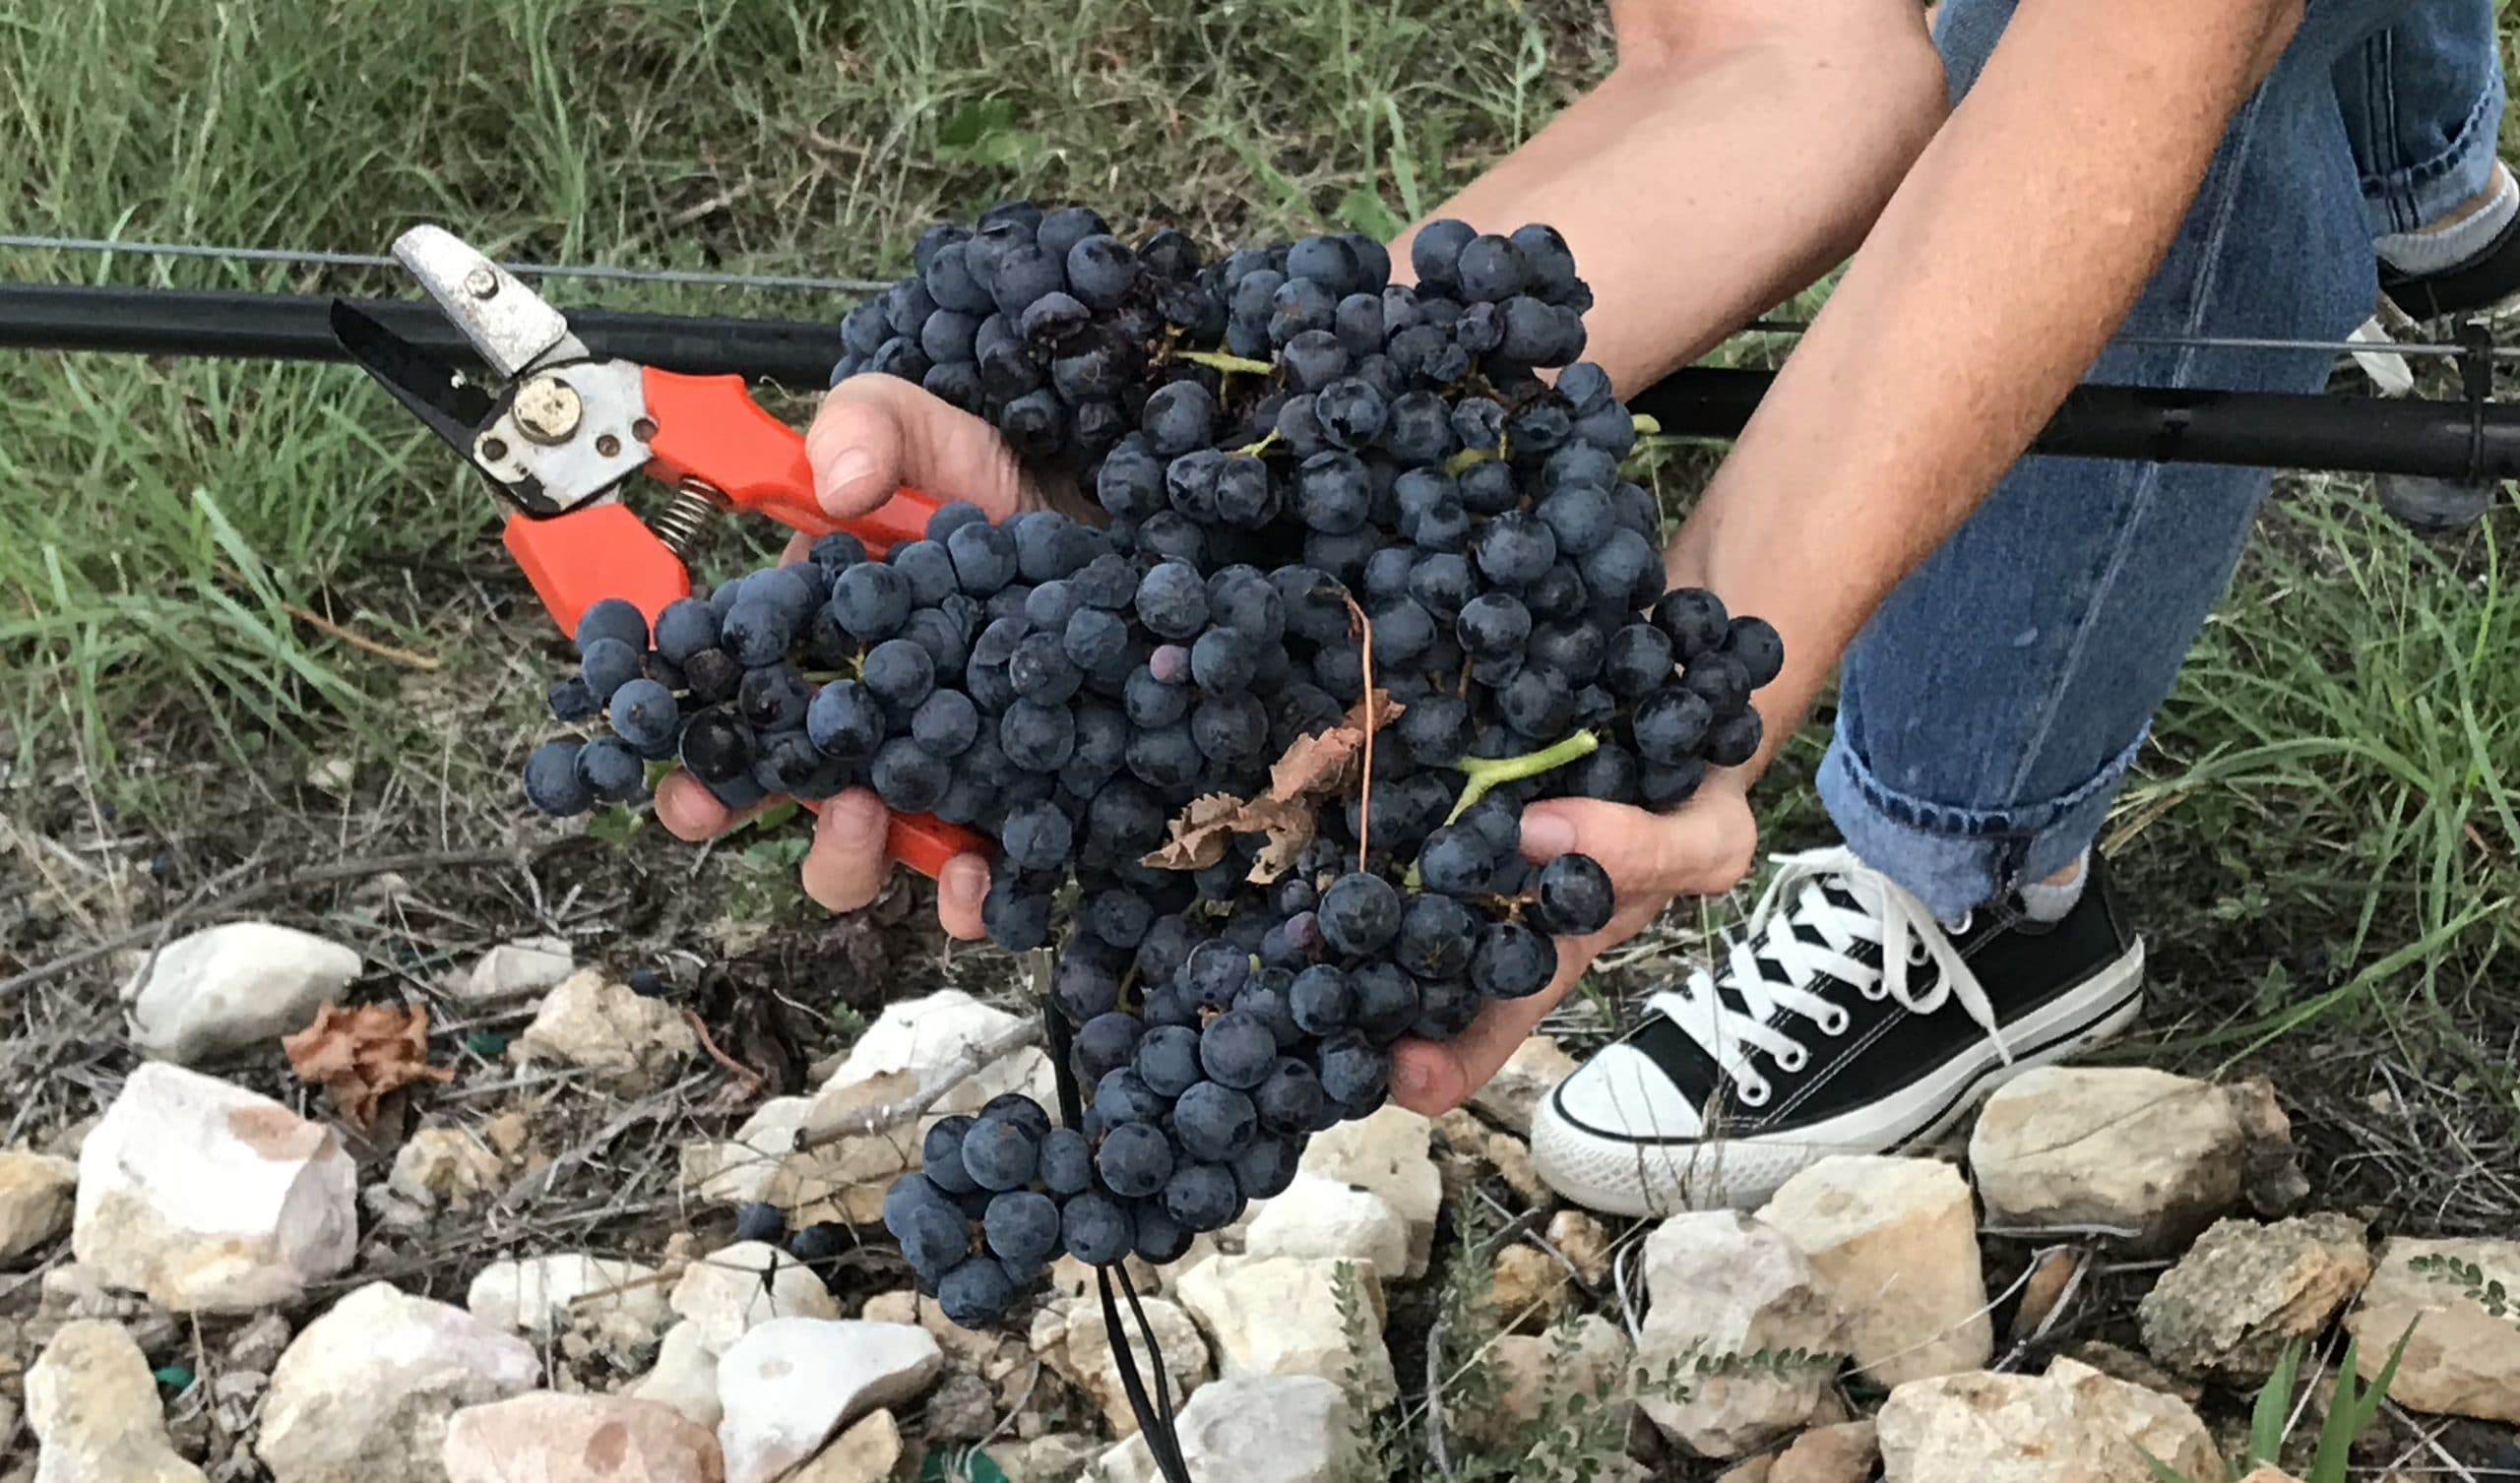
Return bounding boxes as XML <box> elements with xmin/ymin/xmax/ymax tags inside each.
<box><xmin>331</xmin><ymin>224</ymin><xmax>987</xmax><ymax>880</ymax></box>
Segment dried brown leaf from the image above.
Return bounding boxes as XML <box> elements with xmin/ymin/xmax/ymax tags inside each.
<box><xmin>1269</xmin><ymin>728</ymin><xmax>1363</xmax><ymax>803</ymax></box>
<box><xmin>1342</xmin><ymin>691</ymin><xmax>1405</xmax><ymax>737</ymax></box>
<box><xmin>1240</xmin><ymin>796</ymin><xmax>1319</xmax><ymax>884</ymax></box>
<box><xmin>282</xmin><ymin>1001</ymin><xmax>454</xmax><ymax>1132</ymax></box>
<box><xmin>1139</xmin><ymin>792</ymin><xmax>1245</xmax><ymax>872</ymax></box>
<box><xmin>1146</xmin><ymin>690</ymin><xmax>1411</xmax><ymax>878</ymax></box>
<box><xmin>1266</xmin><ymin>691</ymin><xmax>1405</xmax><ymax>803</ymax></box>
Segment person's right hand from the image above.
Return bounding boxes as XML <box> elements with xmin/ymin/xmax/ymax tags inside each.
<box><xmin>653</xmin><ymin>374</ymin><xmax>1040</xmax><ymax>939</ymax></box>
<box><xmin>1386</xmin><ymin>772</ymin><xmax>1761</xmax><ymax>1116</ymax></box>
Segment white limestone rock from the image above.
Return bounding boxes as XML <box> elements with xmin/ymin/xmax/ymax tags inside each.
<box><xmin>713</xmin><ymin>1320</ymin><xmax>940</xmax><ymax>1483</ymax></box>
<box><xmin>72</xmin><ymin>1063</ymin><xmax>356</xmax><ymax>1312</ymax></box>
<box><xmin>1294</xmin><ymin>1103</ymin><xmax>1441</xmax><ymax>1278</ymax></box>
<box><xmin>466</xmin><ymin>1254</ymin><xmax>671</xmax><ymax>1339</ymax></box>
<box><xmin>27</xmin><ymin>1319</ymin><xmax>207</xmax><ymax>1483</ymax></box>
<box><xmin>257</xmin><ymin>1280</ymin><xmax>543</xmax><ymax>1483</ymax></box>
<box><xmin>124</xmin><ymin>922</ymin><xmax>359</xmax><ymax>1065</ymax></box>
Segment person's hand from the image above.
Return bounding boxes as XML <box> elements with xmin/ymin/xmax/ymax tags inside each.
<box><xmin>1386</xmin><ymin>773</ymin><xmax>1760</xmax><ymax>1115</ymax></box>
<box><xmin>654</xmin><ymin>374</ymin><xmax>1039</xmax><ymax>938</ymax></box>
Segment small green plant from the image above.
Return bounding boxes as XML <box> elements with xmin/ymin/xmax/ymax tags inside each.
<box><xmin>1685</xmin><ymin>1345</ymin><xmax>1841</xmax><ymax>1381</ymax></box>
<box><xmin>1333</xmin><ymin>1260</ymin><xmax>1405</xmax><ymax>1480</ymax></box>
<box><xmin>1511</xmin><ymin>1316</ymin><xmax>1633</xmax><ymax>1483</ymax></box>
<box><xmin>2408</xmin><ymin>1252</ymin><xmax>2515</xmax><ymax>1320</ymax></box>
<box><xmin>2141</xmin><ymin>1323</ymin><xmax>2417</xmax><ymax>1483</ymax></box>
<box><xmin>929</xmin><ymin>98</ymin><xmax>1045</xmax><ymax>171</ymax></box>
<box><xmin>720</xmin><ymin>832</ymin><xmax>812</xmax><ymax>928</ymax></box>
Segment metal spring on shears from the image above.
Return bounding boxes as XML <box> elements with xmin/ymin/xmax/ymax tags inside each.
<box><xmin>650</xmin><ymin>478</ymin><xmax>724</xmax><ymax>559</ymax></box>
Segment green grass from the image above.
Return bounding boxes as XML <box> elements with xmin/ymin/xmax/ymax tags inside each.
<box><xmin>3</xmin><ymin>0</ymin><xmax>2515</xmax><ymax>1105</ymax></box>
<box><xmin>2123</xmin><ymin>493</ymin><xmax>2519</xmax><ymax>1081</ymax></box>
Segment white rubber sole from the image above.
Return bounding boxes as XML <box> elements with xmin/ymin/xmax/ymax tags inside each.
<box><xmin>1529</xmin><ymin>940</ymin><xmax>2147</xmax><ymax>1217</ymax></box>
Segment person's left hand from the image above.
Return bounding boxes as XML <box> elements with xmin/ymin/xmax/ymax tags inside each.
<box><xmin>1385</xmin><ymin>773</ymin><xmax>1759</xmax><ymax>1115</ymax></box>
<box><xmin>652</xmin><ymin>372</ymin><xmax>1039</xmax><ymax>938</ymax></box>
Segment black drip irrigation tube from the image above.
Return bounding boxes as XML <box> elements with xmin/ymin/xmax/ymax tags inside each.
<box><xmin>7</xmin><ymin>282</ymin><xmax>2520</xmax><ymax>482</ymax></box>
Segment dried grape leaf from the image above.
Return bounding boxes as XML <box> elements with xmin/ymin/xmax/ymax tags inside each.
<box><xmin>1342</xmin><ymin>691</ymin><xmax>1405</xmax><ymax>737</ymax></box>
<box><xmin>1268</xmin><ymin>690</ymin><xmax>1405</xmax><ymax>802</ymax></box>
<box><xmin>1240</xmin><ymin>795</ymin><xmax>1319</xmax><ymax>884</ymax></box>
<box><xmin>1140</xmin><ymin>792</ymin><xmax>1245</xmax><ymax>871</ymax></box>
<box><xmin>1144</xmin><ymin>691</ymin><xmax>1412</xmax><ymax>879</ymax></box>
<box><xmin>282</xmin><ymin>1001</ymin><xmax>453</xmax><ymax>1132</ymax></box>
<box><xmin>1269</xmin><ymin>728</ymin><xmax>1362</xmax><ymax>802</ymax></box>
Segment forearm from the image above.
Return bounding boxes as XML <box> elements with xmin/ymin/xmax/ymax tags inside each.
<box><xmin>1672</xmin><ymin>0</ymin><xmax>2303</xmax><ymax>775</ymax></box>
<box><xmin>1392</xmin><ymin>1</ymin><xmax>1946</xmax><ymax>394</ymax></box>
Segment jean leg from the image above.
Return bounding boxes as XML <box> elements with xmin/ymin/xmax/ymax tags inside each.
<box><xmin>1820</xmin><ymin>1</ymin><xmax>2383</xmax><ymax>920</ymax></box>
<box><xmin>2333</xmin><ymin>0</ymin><xmax>2508</xmax><ymax>235</ymax></box>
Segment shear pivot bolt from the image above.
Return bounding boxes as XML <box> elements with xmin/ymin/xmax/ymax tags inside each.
<box><xmin>465</xmin><ymin>267</ymin><xmax>500</xmax><ymax>299</ymax></box>
<box><xmin>513</xmin><ymin>377</ymin><xmax>584</xmax><ymax>445</ymax></box>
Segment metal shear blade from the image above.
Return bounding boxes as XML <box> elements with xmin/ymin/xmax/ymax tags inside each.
<box><xmin>391</xmin><ymin>224</ymin><xmax>590</xmax><ymax>378</ymax></box>
<box><xmin>328</xmin><ymin>300</ymin><xmax>499</xmax><ymax>470</ymax></box>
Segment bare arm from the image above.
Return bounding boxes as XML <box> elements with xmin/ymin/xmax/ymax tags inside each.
<box><xmin>1386</xmin><ymin>0</ymin><xmax>2304</xmax><ymax>1111</ymax></box>
<box><xmin>1672</xmin><ymin>0</ymin><xmax>2304</xmax><ymax>777</ymax></box>
<box><xmin>1392</xmin><ymin>0</ymin><xmax>1948</xmax><ymax>391</ymax></box>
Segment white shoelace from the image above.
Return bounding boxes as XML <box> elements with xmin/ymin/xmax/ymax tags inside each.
<box><xmin>1642</xmin><ymin>846</ymin><xmax>2012</xmax><ymax>1108</ymax></box>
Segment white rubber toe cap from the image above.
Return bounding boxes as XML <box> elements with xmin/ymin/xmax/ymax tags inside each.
<box><xmin>1529</xmin><ymin>1041</ymin><xmax>1808</xmax><ymax>1217</ymax></box>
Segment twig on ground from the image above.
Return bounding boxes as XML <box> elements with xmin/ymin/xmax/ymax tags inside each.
<box><xmin>2382</xmin><ymin>1400</ymin><xmax>2482</xmax><ymax>1483</ymax></box>
<box><xmin>975</xmin><ymin>1358</ymin><xmax>1042</xmax><ymax>1452</ymax></box>
<box><xmin>281</xmin><ymin>600</ymin><xmax>442</xmax><ymax>670</ymax></box>
<box><xmin>1425</xmin><ymin>1306</ymin><xmax>1456</xmax><ymax>1480</ymax></box>
<box><xmin>495</xmin><ymin>1077</ymin><xmax>702</xmax><ymax>1212</ymax></box>
<box><xmin>0</xmin><ymin>847</ymin><xmax>518</xmax><ymax>1004</ymax></box>
<box><xmin>683</xmin><ymin>1008</ymin><xmax>768</xmax><ymax>1094</ymax></box>
<box><xmin>1469</xmin><ymin>1187</ymin><xmax>1603</xmax><ymax>1308</ymax></box>
<box><xmin>1991</xmin><ymin>1246</ymin><xmax>2092</xmax><ymax>1372</ymax></box>
<box><xmin>795</xmin><ymin>1019</ymin><xmax>1043</xmax><ymax>1151</ymax></box>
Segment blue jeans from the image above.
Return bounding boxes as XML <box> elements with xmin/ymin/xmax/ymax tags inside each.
<box><xmin>1818</xmin><ymin>0</ymin><xmax>2507</xmax><ymax>920</ymax></box>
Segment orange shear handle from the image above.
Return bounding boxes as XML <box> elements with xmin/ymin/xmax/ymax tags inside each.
<box><xmin>507</xmin><ymin>371</ymin><xmax>986</xmax><ymax>882</ymax></box>
<box><xmin>639</xmin><ymin>367</ymin><xmax>939</xmax><ymax>553</ymax></box>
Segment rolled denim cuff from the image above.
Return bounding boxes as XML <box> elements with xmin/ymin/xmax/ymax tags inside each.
<box><xmin>1813</xmin><ymin>726</ymin><xmax>2148</xmax><ymax>922</ymax></box>
<box><xmin>2357</xmin><ymin>48</ymin><xmax>2508</xmax><ymax>235</ymax></box>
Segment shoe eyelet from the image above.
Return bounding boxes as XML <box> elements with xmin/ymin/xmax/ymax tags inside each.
<box><xmin>1906</xmin><ymin>939</ymin><xmax>1932</xmax><ymax>966</ymax></box>
<box><xmin>1859</xmin><ymin>978</ymin><xmax>1889</xmax><ymax>1001</ymax></box>
<box><xmin>1735</xmin><ymin>1081</ymin><xmax>1772</xmax><ymax>1108</ymax></box>
<box><xmin>1774</xmin><ymin>1045</ymin><xmax>1808</xmax><ymax>1073</ymax></box>
<box><xmin>1819</xmin><ymin>1009</ymin><xmax>1852</xmax><ymax>1036</ymax></box>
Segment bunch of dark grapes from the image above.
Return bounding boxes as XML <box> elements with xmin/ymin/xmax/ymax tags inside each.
<box><xmin>520</xmin><ymin>202</ymin><xmax>1783</xmax><ymax>1330</ymax></box>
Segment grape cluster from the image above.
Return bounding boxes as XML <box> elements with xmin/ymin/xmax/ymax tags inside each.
<box><xmin>520</xmin><ymin>202</ymin><xmax>1784</xmax><ymax>1330</ymax></box>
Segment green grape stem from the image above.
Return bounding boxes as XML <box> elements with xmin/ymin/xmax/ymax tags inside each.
<box><xmin>1441</xmin><ymin>730</ymin><xmax>1601</xmax><ymax>827</ymax></box>
<box><xmin>1632</xmin><ymin>412</ymin><xmax>1662</xmax><ymax>437</ymax></box>
<box><xmin>1178</xmin><ymin>349</ymin><xmax>1276</xmax><ymax>375</ymax></box>
<box><xmin>1442</xmin><ymin>433</ymin><xmax>1510</xmax><ymax>476</ymax></box>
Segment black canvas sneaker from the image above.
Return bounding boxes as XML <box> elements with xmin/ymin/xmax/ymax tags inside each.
<box><xmin>1530</xmin><ymin>845</ymin><xmax>2145</xmax><ymax>1216</ymax></box>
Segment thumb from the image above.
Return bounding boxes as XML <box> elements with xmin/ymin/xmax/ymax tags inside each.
<box><xmin>807</xmin><ymin>373</ymin><xmax>1031</xmax><ymax>523</ymax></box>
<box><xmin>1517</xmin><ymin>791</ymin><xmax>1739</xmax><ymax>899</ymax></box>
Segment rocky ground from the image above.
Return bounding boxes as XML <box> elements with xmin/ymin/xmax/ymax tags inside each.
<box><xmin>5</xmin><ymin>922</ymin><xmax>2520</xmax><ymax>1483</ymax></box>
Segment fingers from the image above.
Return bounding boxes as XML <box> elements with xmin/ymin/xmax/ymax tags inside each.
<box><xmin>1389</xmin><ymin>783</ymin><xmax>1758</xmax><ymax>1116</ymax></box>
<box><xmin>807</xmin><ymin>374</ymin><xmax>1032</xmax><ymax>523</ymax></box>
<box><xmin>655</xmin><ymin>771</ymin><xmax>738</xmax><ymax>840</ymax></box>
<box><xmin>1387</xmin><ymin>913</ymin><xmax>1626</xmax><ymax>1116</ymax></box>
<box><xmin>660</xmin><ymin>772</ymin><xmax>992</xmax><ymax>938</ymax></box>
<box><xmin>1390</xmin><ymin>979</ymin><xmax>1567</xmax><ymax>1116</ymax></box>
<box><xmin>797</xmin><ymin>788</ymin><xmax>894</xmax><ymax>913</ymax></box>
<box><xmin>936</xmin><ymin>855</ymin><xmax>991</xmax><ymax>942</ymax></box>
<box><xmin>1517</xmin><ymin>780</ymin><xmax>1756</xmax><ymax>898</ymax></box>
